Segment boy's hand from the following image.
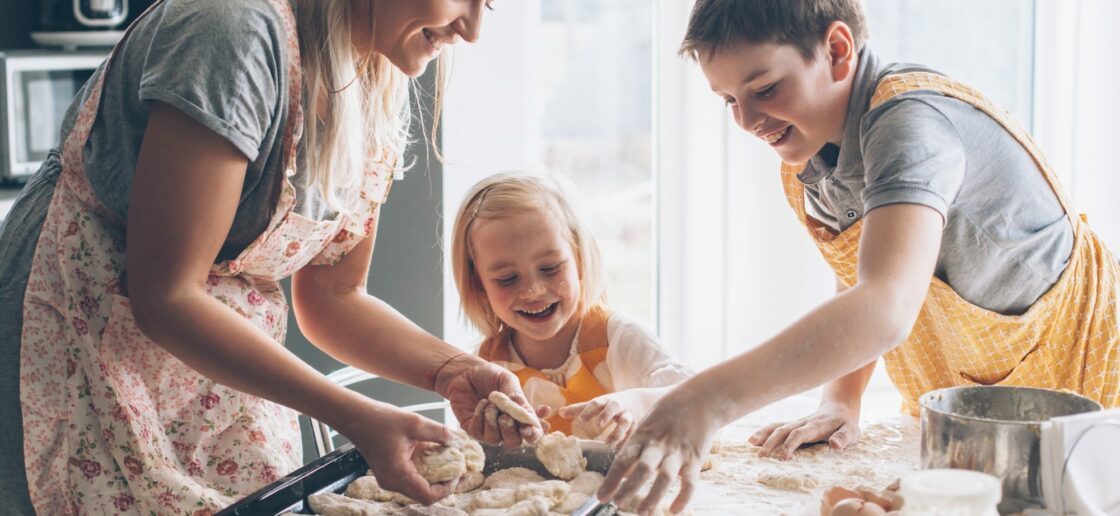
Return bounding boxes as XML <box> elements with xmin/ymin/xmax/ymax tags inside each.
<box><xmin>597</xmin><ymin>383</ymin><xmax>718</xmax><ymax>515</ymax></box>
<box><xmin>558</xmin><ymin>390</ymin><xmax>647</xmax><ymax>448</ymax></box>
<box><xmin>748</xmin><ymin>400</ymin><xmax>862</xmax><ymax>460</ymax></box>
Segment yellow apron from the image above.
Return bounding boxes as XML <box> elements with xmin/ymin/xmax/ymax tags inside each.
<box><xmin>479</xmin><ymin>305</ymin><xmax>613</xmax><ymax>435</ymax></box>
<box><xmin>781</xmin><ymin>72</ymin><xmax>1120</xmax><ymax>415</ymax></box>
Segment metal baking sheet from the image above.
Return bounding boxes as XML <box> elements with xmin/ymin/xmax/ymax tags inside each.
<box><xmin>218</xmin><ymin>439</ymin><xmax>615</xmax><ymax>515</ymax></box>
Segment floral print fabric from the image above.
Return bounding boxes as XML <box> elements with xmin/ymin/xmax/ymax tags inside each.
<box><xmin>18</xmin><ymin>0</ymin><xmax>395</xmax><ymax>513</ymax></box>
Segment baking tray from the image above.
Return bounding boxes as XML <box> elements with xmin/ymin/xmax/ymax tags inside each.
<box><xmin>218</xmin><ymin>440</ymin><xmax>615</xmax><ymax>515</ymax></box>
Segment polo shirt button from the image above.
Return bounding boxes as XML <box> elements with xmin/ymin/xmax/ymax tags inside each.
<box><xmin>846</xmin><ymin>209</ymin><xmax>858</xmax><ymax>219</ymax></box>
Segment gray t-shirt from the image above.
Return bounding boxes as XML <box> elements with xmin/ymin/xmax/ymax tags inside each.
<box><xmin>798</xmin><ymin>47</ymin><xmax>1073</xmax><ymax>315</ymax></box>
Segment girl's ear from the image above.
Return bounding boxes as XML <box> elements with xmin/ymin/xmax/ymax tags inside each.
<box><xmin>824</xmin><ymin>21</ymin><xmax>856</xmax><ymax>82</ymax></box>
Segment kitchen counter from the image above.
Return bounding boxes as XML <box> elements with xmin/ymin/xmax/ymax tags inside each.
<box><xmin>681</xmin><ymin>395</ymin><xmax>919</xmax><ymax>515</ymax></box>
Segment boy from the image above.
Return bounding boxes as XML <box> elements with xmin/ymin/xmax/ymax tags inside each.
<box><xmin>597</xmin><ymin>1</ymin><xmax>1120</xmax><ymax>513</ymax></box>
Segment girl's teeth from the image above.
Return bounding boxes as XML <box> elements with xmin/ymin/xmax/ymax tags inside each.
<box><xmin>764</xmin><ymin>127</ymin><xmax>788</xmax><ymax>144</ymax></box>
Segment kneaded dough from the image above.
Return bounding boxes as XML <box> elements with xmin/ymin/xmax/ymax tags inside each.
<box><xmin>414</xmin><ymin>443</ymin><xmax>467</xmax><ymax>483</ymax></box>
<box><xmin>488</xmin><ymin>391</ymin><xmax>540</xmax><ymax>427</ymax></box>
<box><xmin>308</xmin><ymin>492</ymin><xmax>399</xmax><ymax>516</ymax></box>
<box><xmin>514</xmin><ymin>479</ymin><xmax>570</xmax><ymax>505</ymax></box>
<box><xmin>455</xmin><ymin>470</ymin><xmax>486</xmax><ymax>494</ymax></box>
<box><xmin>756</xmin><ymin>469</ymin><xmax>819</xmax><ymax>491</ymax></box>
<box><xmin>398</xmin><ymin>504</ymin><xmax>468</xmax><ymax>515</ymax></box>
<box><xmin>414</xmin><ymin>429</ymin><xmax>485</xmax><ymax>484</ymax></box>
<box><xmin>555</xmin><ymin>491</ymin><xmax>591</xmax><ymax>513</ymax></box>
<box><xmin>567</xmin><ymin>471</ymin><xmax>605</xmax><ymax>496</ymax></box>
<box><xmin>469</xmin><ymin>487</ymin><xmax>518</xmax><ymax>510</ymax></box>
<box><xmin>535</xmin><ymin>432</ymin><xmax>586</xmax><ymax>480</ymax></box>
<box><xmin>505</xmin><ymin>496</ymin><xmax>552</xmax><ymax>516</ymax></box>
<box><xmin>343</xmin><ymin>475</ymin><xmax>415</xmax><ymax>505</ymax></box>
<box><xmin>481</xmin><ymin>467</ymin><xmax>545</xmax><ymax>490</ymax></box>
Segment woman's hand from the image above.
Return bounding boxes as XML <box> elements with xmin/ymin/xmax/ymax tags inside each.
<box><xmin>749</xmin><ymin>400</ymin><xmax>862</xmax><ymax>460</ymax></box>
<box><xmin>434</xmin><ymin>357</ymin><xmax>543</xmax><ymax>446</ymax></box>
<box><xmin>558</xmin><ymin>390</ymin><xmax>650</xmax><ymax>448</ymax></box>
<box><xmin>338</xmin><ymin>400</ymin><xmax>457</xmax><ymax>505</ymax></box>
<box><xmin>597</xmin><ymin>383</ymin><xmax>720</xmax><ymax>515</ymax></box>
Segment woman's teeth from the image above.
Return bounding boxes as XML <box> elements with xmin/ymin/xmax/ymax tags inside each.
<box><xmin>763</xmin><ymin>126</ymin><xmax>789</xmax><ymax>144</ymax></box>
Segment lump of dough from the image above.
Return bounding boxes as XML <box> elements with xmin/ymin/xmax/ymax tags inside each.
<box><xmin>535</xmin><ymin>431</ymin><xmax>586</xmax><ymax>480</ymax></box>
<box><xmin>307</xmin><ymin>492</ymin><xmax>398</xmax><ymax>516</ymax></box>
<box><xmin>413</xmin><ymin>430</ymin><xmax>485</xmax><ymax>484</ymax></box>
<box><xmin>555</xmin><ymin>491</ymin><xmax>591</xmax><ymax>513</ymax></box>
<box><xmin>344</xmin><ymin>475</ymin><xmax>416</xmax><ymax>505</ymax></box>
<box><xmin>514</xmin><ymin>479</ymin><xmax>570</xmax><ymax>505</ymax></box>
<box><xmin>398</xmin><ymin>504</ymin><xmax>469</xmax><ymax>515</ymax></box>
<box><xmin>505</xmin><ymin>496</ymin><xmax>552</xmax><ymax>516</ymax></box>
<box><xmin>481</xmin><ymin>467</ymin><xmax>545</xmax><ymax>490</ymax></box>
<box><xmin>567</xmin><ymin>471</ymin><xmax>605</xmax><ymax>496</ymax></box>
<box><xmin>488</xmin><ymin>391</ymin><xmax>541</xmax><ymax>427</ymax></box>
<box><xmin>456</xmin><ymin>470</ymin><xmax>486</xmax><ymax>494</ymax></box>
<box><xmin>469</xmin><ymin>488</ymin><xmax>517</xmax><ymax>510</ymax></box>
<box><xmin>756</xmin><ymin>469</ymin><xmax>819</xmax><ymax>492</ymax></box>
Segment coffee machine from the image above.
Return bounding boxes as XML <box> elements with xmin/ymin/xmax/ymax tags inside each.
<box><xmin>32</xmin><ymin>0</ymin><xmax>157</xmax><ymax>48</ymax></box>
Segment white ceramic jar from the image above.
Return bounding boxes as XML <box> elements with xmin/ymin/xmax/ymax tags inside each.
<box><xmin>899</xmin><ymin>469</ymin><xmax>1002</xmax><ymax>516</ymax></box>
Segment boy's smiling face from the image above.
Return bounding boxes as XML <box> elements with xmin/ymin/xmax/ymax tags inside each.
<box><xmin>699</xmin><ymin>25</ymin><xmax>856</xmax><ymax>164</ymax></box>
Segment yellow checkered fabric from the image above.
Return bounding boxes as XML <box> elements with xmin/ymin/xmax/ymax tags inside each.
<box><xmin>780</xmin><ymin>72</ymin><xmax>1120</xmax><ymax>415</ymax></box>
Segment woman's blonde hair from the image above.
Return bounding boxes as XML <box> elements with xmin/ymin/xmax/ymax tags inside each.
<box><xmin>295</xmin><ymin>0</ymin><xmax>448</xmax><ymax>213</ymax></box>
<box><xmin>451</xmin><ymin>173</ymin><xmax>606</xmax><ymax>338</ymax></box>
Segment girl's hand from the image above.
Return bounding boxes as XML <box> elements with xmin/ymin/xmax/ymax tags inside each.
<box><xmin>749</xmin><ymin>400</ymin><xmax>862</xmax><ymax>460</ymax></box>
<box><xmin>434</xmin><ymin>358</ymin><xmax>543</xmax><ymax>446</ymax></box>
<box><xmin>558</xmin><ymin>391</ymin><xmax>643</xmax><ymax>448</ymax></box>
<box><xmin>338</xmin><ymin>400</ymin><xmax>456</xmax><ymax>505</ymax></box>
<box><xmin>597</xmin><ymin>384</ymin><xmax>719</xmax><ymax>515</ymax></box>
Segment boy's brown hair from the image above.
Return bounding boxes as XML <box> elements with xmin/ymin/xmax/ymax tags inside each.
<box><xmin>679</xmin><ymin>0</ymin><xmax>868</xmax><ymax>61</ymax></box>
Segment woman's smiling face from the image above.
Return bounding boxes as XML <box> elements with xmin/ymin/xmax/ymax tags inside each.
<box><xmin>368</xmin><ymin>0</ymin><xmax>494</xmax><ymax>77</ymax></box>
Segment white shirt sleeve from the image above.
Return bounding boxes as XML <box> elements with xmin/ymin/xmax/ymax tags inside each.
<box><xmin>603</xmin><ymin>313</ymin><xmax>693</xmax><ymax>391</ymax></box>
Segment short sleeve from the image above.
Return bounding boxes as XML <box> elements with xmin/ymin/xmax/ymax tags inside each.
<box><xmin>604</xmin><ymin>313</ymin><xmax>692</xmax><ymax>391</ymax></box>
<box><xmin>860</xmin><ymin>96</ymin><xmax>967</xmax><ymax>224</ymax></box>
<box><xmin>138</xmin><ymin>0</ymin><xmax>284</xmax><ymax>160</ymax></box>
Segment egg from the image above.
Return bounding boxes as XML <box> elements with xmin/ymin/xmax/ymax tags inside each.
<box><xmin>856</xmin><ymin>486</ymin><xmax>893</xmax><ymax>510</ymax></box>
<box><xmin>830</xmin><ymin>497</ymin><xmax>887</xmax><ymax>516</ymax></box>
<box><xmin>822</xmin><ymin>486</ymin><xmax>863</xmax><ymax>515</ymax></box>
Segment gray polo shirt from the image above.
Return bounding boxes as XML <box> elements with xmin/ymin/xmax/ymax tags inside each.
<box><xmin>798</xmin><ymin>47</ymin><xmax>1073</xmax><ymax>315</ymax></box>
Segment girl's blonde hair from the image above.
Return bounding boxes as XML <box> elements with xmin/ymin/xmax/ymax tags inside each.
<box><xmin>295</xmin><ymin>1</ymin><xmax>449</xmax><ymax>213</ymax></box>
<box><xmin>451</xmin><ymin>173</ymin><xmax>606</xmax><ymax>338</ymax></box>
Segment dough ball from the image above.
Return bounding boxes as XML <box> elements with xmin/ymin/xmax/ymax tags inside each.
<box><xmin>505</xmin><ymin>496</ymin><xmax>552</xmax><ymax>516</ymax></box>
<box><xmin>307</xmin><ymin>492</ymin><xmax>398</xmax><ymax>516</ymax></box>
<box><xmin>481</xmin><ymin>467</ymin><xmax>545</xmax><ymax>490</ymax></box>
<box><xmin>413</xmin><ymin>442</ymin><xmax>467</xmax><ymax>483</ymax></box>
<box><xmin>554</xmin><ymin>491</ymin><xmax>591</xmax><ymax>513</ymax></box>
<box><xmin>568</xmin><ymin>471</ymin><xmax>605</xmax><ymax>496</ymax></box>
<box><xmin>398</xmin><ymin>504</ymin><xmax>469</xmax><ymax>515</ymax></box>
<box><xmin>488</xmin><ymin>391</ymin><xmax>540</xmax><ymax>427</ymax></box>
<box><xmin>514</xmin><ymin>479</ymin><xmax>570</xmax><ymax>505</ymax></box>
<box><xmin>469</xmin><ymin>488</ymin><xmax>517</xmax><ymax>510</ymax></box>
<box><xmin>344</xmin><ymin>475</ymin><xmax>415</xmax><ymax>505</ymax></box>
<box><xmin>534</xmin><ymin>431</ymin><xmax>586</xmax><ymax>480</ymax></box>
<box><xmin>456</xmin><ymin>470</ymin><xmax>486</xmax><ymax>494</ymax></box>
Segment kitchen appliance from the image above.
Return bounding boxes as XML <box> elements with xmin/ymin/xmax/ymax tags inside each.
<box><xmin>0</xmin><ymin>49</ymin><xmax>106</xmax><ymax>182</ymax></box>
<box><xmin>919</xmin><ymin>386</ymin><xmax>1101</xmax><ymax>514</ymax></box>
<box><xmin>32</xmin><ymin>0</ymin><xmax>157</xmax><ymax>48</ymax></box>
<box><xmin>218</xmin><ymin>440</ymin><xmax>617</xmax><ymax>515</ymax></box>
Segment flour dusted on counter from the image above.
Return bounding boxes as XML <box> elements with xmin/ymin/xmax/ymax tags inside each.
<box><xmin>694</xmin><ymin>418</ymin><xmax>919</xmax><ymax>515</ymax></box>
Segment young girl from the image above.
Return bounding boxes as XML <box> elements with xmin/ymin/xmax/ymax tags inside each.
<box><xmin>450</xmin><ymin>174</ymin><xmax>692</xmax><ymax>446</ymax></box>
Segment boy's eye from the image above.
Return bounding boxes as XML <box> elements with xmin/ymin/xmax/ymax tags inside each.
<box><xmin>755</xmin><ymin>83</ymin><xmax>778</xmax><ymax>99</ymax></box>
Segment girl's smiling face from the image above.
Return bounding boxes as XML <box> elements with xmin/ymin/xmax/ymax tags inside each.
<box><xmin>470</xmin><ymin>208</ymin><xmax>582</xmax><ymax>352</ymax></box>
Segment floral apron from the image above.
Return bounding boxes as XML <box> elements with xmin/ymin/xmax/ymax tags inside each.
<box><xmin>479</xmin><ymin>305</ymin><xmax>613</xmax><ymax>435</ymax></box>
<box><xmin>781</xmin><ymin>72</ymin><xmax>1120</xmax><ymax>415</ymax></box>
<box><xmin>18</xmin><ymin>0</ymin><xmax>394</xmax><ymax>513</ymax></box>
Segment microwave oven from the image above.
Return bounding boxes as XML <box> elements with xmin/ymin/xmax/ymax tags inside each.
<box><xmin>1</xmin><ymin>49</ymin><xmax>106</xmax><ymax>182</ymax></box>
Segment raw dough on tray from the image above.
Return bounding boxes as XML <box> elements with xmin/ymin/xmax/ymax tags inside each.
<box><xmin>514</xmin><ymin>479</ymin><xmax>570</xmax><ymax>506</ymax></box>
<box><xmin>308</xmin><ymin>491</ymin><xmax>400</xmax><ymax>516</ymax></box>
<box><xmin>567</xmin><ymin>471</ymin><xmax>605</xmax><ymax>496</ymax></box>
<box><xmin>469</xmin><ymin>487</ymin><xmax>518</xmax><ymax>510</ymax></box>
<box><xmin>344</xmin><ymin>475</ymin><xmax>416</xmax><ymax>505</ymax></box>
<box><xmin>504</xmin><ymin>496</ymin><xmax>552</xmax><ymax>516</ymax></box>
<box><xmin>481</xmin><ymin>467</ymin><xmax>545</xmax><ymax>490</ymax></box>
<box><xmin>413</xmin><ymin>430</ymin><xmax>486</xmax><ymax>484</ymax></box>
<box><xmin>534</xmin><ymin>432</ymin><xmax>586</xmax><ymax>480</ymax></box>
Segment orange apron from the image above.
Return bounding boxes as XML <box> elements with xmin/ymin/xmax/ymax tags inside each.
<box><xmin>18</xmin><ymin>0</ymin><xmax>393</xmax><ymax>513</ymax></box>
<box><xmin>781</xmin><ymin>72</ymin><xmax>1120</xmax><ymax>415</ymax></box>
<box><xmin>479</xmin><ymin>305</ymin><xmax>613</xmax><ymax>435</ymax></box>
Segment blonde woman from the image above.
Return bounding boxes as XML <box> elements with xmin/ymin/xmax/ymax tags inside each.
<box><xmin>0</xmin><ymin>0</ymin><xmax>539</xmax><ymax>513</ymax></box>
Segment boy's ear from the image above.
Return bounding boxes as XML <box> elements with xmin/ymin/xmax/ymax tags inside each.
<box><xmin>824</xmin><ymin>21</ymin><xmax>856</xmax><ymax>82</ymax></box>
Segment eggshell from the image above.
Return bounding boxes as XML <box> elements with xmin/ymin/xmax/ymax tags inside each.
<box><xmin>856</xmin><ymin>487</ymin><xmax>893</xmax><ymax>510</ymax></box>
<box><xmin>830</xmin><ymin>497</ymin><xmax>887</xmax><ymax>516</ymax></box>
